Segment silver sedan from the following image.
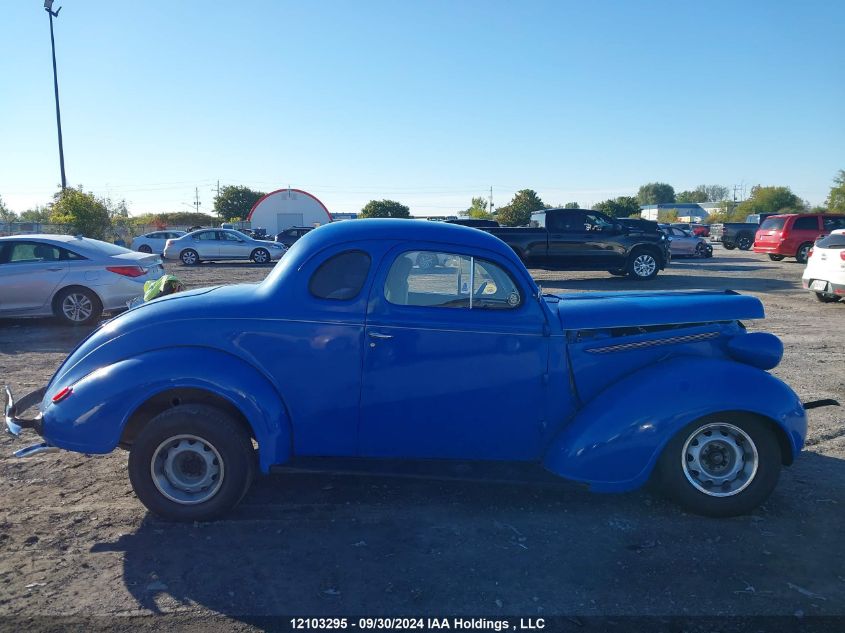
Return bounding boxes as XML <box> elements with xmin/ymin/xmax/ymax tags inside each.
<box><xmin>662</xmin><ymin>226</ymin><xmax>713</xmax><ymax>258</ymax></box>
<box><xmin>163</xmin><ymin>229</ymin><xmax>286</xmax><ymax>265</ymax></box>
<box><xmin>0</xmin><ymin>234</ymin><xmax>165</xmax><ymax>325</ymax></box>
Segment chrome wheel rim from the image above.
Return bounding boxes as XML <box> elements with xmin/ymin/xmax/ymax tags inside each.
<box><xmin>181</xmin><ymin>250</ymin><xmax>197</xmax><ymax>265</ymax></box>
<box><xmin>254</xmin><ymin>250</ymin><xmax>268</xmax><ymax>263</ymax></box>
<box><xmin>61</xmin><ymin>293</ymin><xmax>94</xmax><ymax>322</ymax></box>
<box><xmin>151</xmin><ymin>434</ymin><xmax>224</xmax><ymax>505</ymax></box>
<box><xmin>798</xmin><ymin>245</ymin><xmax>809</xmax><ymax>260</ymax></box>
<box><xmin>633</xmin><ymin>254</ymin><xmax>656</xmax><ymax>277</ymax></box>
<box><xmin>682</xmin><ymin>423</ymin><xmax>758</xmax><ymax>497</ymax></box>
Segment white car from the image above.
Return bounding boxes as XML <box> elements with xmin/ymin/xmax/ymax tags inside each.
<box><xmin>163</xmin><ymin>229</ymin><xmax>286</xmax><ymax>265</ymax></box>
<box><xmin>0</xmin><ymin>234</ymin><xmax>165</xmax><ymax>325</ymax></box>
<box><xmin>131</xmin><ymin>230</ymin><xmax>187</xmax><ymax>254</ymax></box>
<box><xmin>802</xmin><ymin>229</ymin><xmax>845</xmax><ymax>303</ymax></box>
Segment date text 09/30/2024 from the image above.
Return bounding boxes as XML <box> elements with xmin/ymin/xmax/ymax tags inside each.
<box><xmin>290</xmin><ymin>618</ymin><xmax>544</xmax><ymax>630</ymax></box>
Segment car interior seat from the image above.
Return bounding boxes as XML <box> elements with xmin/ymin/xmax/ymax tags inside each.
<box><xmin>384</xmin><ymin>255</ymin><xmax>413</xmax><ymax>305</ymax></box>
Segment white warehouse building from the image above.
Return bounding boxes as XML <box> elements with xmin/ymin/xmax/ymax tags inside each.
<box><xmin>247</xmin><ymin>188</ymin><xmax>333</xmax><ymax>233</ymax></box>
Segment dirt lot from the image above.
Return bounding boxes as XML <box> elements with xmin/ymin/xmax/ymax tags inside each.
<box><xmin>0</xmin><ymin>246</ymin><xmax>843</xmax><ymax>629</ymax></box>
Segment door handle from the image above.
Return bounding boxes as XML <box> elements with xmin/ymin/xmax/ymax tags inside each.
<box><xmin>46</xmin><ymin>267</ymin><xmax>64</xmax><ymax>272</ymax></box>
<box><xmin>368</xmin><ymin>332</ymin><xmax>393</xmax><ymax>340</ymax></box>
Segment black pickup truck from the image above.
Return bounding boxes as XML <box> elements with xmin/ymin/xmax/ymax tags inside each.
<box><xmin>485</xmin><ymin>208</ymin><xmax>670</xmax><ymax>279</ymax></box>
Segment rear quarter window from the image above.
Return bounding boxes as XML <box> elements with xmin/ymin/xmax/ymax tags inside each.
<box><xmin>309</xmin><ymin>250</ymin><xmax>371</xmax><ymax>300</ymax></box>
<box><xmin>816</xmin><ymin>235</ymin><xmax>845</xmax><ymax>249</ymax></box>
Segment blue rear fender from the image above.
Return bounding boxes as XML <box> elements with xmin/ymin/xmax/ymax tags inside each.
<box><xmin>543</xmin><ymin>356</ymin><xmax>806</xmax><ymax>492</ymax></box>
<box><xmin>41</xmin><ymin>347</ymin><xmax>292</xmax><ymax>473</ymax></box>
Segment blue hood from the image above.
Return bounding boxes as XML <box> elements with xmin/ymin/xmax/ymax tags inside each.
<box><xmin>549</xmin><ymin>290</ymin><xmax>765</xmax><ymax>330</ymax></box>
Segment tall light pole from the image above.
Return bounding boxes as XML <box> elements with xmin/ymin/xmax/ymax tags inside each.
<box><xmin>44</xmin><ymin>1</ymin><xmax>66</xmax><ymax>190</ymax></box>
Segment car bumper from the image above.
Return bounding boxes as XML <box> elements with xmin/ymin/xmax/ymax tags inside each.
<box><xmin>4</xmin><ymin>386</ymin><xmax>59</xmax><ymax>458</ymax></box>
<box><xmin>753</xmin><ymin>243</ymin><xmax>789</xmax><ymax>255</ymax></box>
<box><xmin>802</xmin><ymin>274</ymin><xmax>845</xmax><ymax>298</ymax></box>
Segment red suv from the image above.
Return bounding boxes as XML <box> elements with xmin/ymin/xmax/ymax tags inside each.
<box><xmin>753</xmin><ymin>214</ymin><xmax>845</xmax><ymax>263</ymax></box>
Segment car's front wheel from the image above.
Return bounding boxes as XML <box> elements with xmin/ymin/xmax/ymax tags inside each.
<box><xmin>657</xmin><ymin>414</ymin><xmax>781</xmax><ymax>517</ymax></box>
<box><xmin>627</xmin><ymin>250</ymin><xmax>659</xmax><ymax>280</ymax></box>
<box><xmin>251</xmin><ymin>248</ymin><xmax>271</xmax><ymax>264</ymax></box>
<box><xmin>722</xmin><ymin>242</ymin><xmax>736</xmax><ymax>250</ymax></box>
<box><xmin>54</xmin><ymin>286</ymin><xmax>102</xmax><ymax>326</ymax></box>
<box><xmin>138</xmin><ymin>245</ymin><xmax>152</xmax><ymax>253</ymax></box>
<box><xmin>128</xmin><ymin>404</ymin><xmax>256</xmax><ymax>521</ymax></box>
<box><xmin>180</xmin><ymin>249</ymin><xmax>200</xmax><ymax>266</ymax></box>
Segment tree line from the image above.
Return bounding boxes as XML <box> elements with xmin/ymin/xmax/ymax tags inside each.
<box><xmin>3</xmin><ymin>171</ymin><xmax>844</xmax><ymax>237</ymax></box>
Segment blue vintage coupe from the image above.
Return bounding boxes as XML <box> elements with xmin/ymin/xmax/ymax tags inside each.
<box><xmin>5</xmin><ymin>220</ymin><xmax>813</xmax><ymax>521</ymax></box>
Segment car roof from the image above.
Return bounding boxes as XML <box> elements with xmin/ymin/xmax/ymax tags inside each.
<box><xmin>0</xmin><ymin>233</ymin><xmax>98</xmax><ymax>244</ymax></box>
<box><xmin>300</xmin><ymin>219</ymin><xmax>517</xmax><ymax>259</ymax></box>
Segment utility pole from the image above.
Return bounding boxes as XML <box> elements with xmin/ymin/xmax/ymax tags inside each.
<box><xmin>489</xmin><ymin>186</ymin><xmax>494</xmax><ymax>215</ymax></box>
<box><xmin>44</xmin><ymin>1</ymin><xmax>66</xmax><ymax>190</ymax></box>
<box><xmin>193</xmin><ymin>187</ymin><xmax>202</xmax><ymax>214</ymax></box>
<box><xmin>211</xmin><ymin>179</ymin><xmax>221</xmax><ymax>222</ymax></box>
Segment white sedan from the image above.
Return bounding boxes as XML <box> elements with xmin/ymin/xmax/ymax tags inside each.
<box><xmin>802</xmin><ymin>229</ymin><xmax>845</xmax><ymax>303</ymax></box>
<box><xmin>163</xmin><ymin>229</ymin><xmax>286</xmax><ymax>265</ymax></box>
<box><xmin>131</xmin><ymin>230</ymin><xmax>187</xmax><ymax>254</ymax></box>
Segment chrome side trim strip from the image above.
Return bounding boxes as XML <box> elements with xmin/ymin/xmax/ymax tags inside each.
<box><xmin>584</xmin><ymin>331</ymin><xmax>720</xmax><ymax>354</ymax></box>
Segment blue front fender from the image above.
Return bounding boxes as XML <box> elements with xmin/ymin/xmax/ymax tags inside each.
<box><xmin>41</xmin><ymin>347</ymin><xmax>292</xmax><ymax>473</ymax></box>
<box><xmin>543</xmin><ymin>356</ymin><xmax>806</xmax><ymax>492</ymax></box>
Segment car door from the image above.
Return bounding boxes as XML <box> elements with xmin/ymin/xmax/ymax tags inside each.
<box><xmin>0</xmin><ymin>240</ymin><xmax>69</xmax><ymax>314</ymax></box>
<box><xmin>217</xmin><ymin>230</ymin><xmax>249</xmax><ymax>259</ymax></box>
<box><xmin>359</xmin><ymin>246</ymin><xmax>552</xmax><ymax>461</ymax></box>
<box><xmin>189</xmin><ymin>230</ymin><xmax>220</xmax><ymax>258</ymax></box>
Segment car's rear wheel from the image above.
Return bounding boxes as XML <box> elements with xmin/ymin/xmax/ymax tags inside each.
<box><xmin>814</xmin><ymin>292</ymin><xmax>840</xmax><ymax>303</ymax></box>
<box><xmin>251</xmin><ymin>248</ymin><xmax>270</xmax><ymax>264</ymax></box>
<box><xmin>722</xmin><ymin>242</ymin><xmax>736</xmax><ymax>250</ymax></box>
<box><xmin>736</xmin><ymin>235</ymin><xmax>753</xmax><ymax>250</ymax></box>
<box><xmin>138</xmin><ymin>245</ymin><xmax>152</xmax><ymax>253</ymax></box>
<box><xmin>657</xmin><ymin>414</ymin><xmax>781</xmax><ymax>517</ymax></box>
<box><xmin>768</xmin><ymin>254</ymin><xmax>785</xmax><ymax>261</ymax></box>
<box><xmin>608</xmin><ymin>268</ymin><xmax>627</xmax><ymax>277</ymax></box>
<box><xmin>180</xmin><ymin>249</ymin><xmax>200</xmax><ymax>266</ymax></box>
<box><xmin>795</xmin><ymin>242</ymin><xmax>813</xmax><ymax>264</ymax></box>
<box><xmin>54</xmin><ymin>287</ymin><xmax>102</xmax><ymax>326</ymax></box>
<box><xmin>627</xmin><ymin>250</ymin><xmax>659</xmax><ymax>280</ymax></box>
<box><xmin>128</xmin><ymin>404</ymin><xmax>255</xmax><ymax>521</ymax></box>
<box><xmin>695</xmin><ymin>243</ymin><xmax>707</xmax><ymax>258</ymax></box>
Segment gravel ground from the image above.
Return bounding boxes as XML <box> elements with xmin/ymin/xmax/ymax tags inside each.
<box><xmin>0</xmin><ymin>245</ymin><xmax>843</xmax><ymax>629</ymax></box>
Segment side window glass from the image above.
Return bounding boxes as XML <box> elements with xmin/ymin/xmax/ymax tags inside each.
<box><xmin>194</xmin><ymin>231</ymin><xmax>216</xmax><ymax>241</ymax></box>
<box><xmin>8</xmin><ymin>242</ymin><xmax>61</xmax><ymax>263</ymax></box>
<box><xmin>60</xmin><ymin>247</ymin><xmax>86</xmax><ymax>261</ymax></box>
<box><xmin>384</xmin><ymin>251</ymin><xmax>521</xmax><ymax>310</ymax></box>
<box><xmin>584</xmin><ymin>213</ymin><xmax>613</xmax><ymax>232</ymax></box>
<box><xmin>793</xmin><ymin>217</ymin><xmax>818</xmax><ymax>230</ymax></box>
<box><xmin>309</xmin><ymin>250</ymin><xmax>371</xmax><ymax>301</ymax></box>
<box><xmin>554</xmin><ymin>212</ymin><xmax>586</xmax><ymax>233</ymax></box>
<box><xmin>823</xmin><ymin>217</ymin><xmax>845</xmax><ymax>231</ymax></box>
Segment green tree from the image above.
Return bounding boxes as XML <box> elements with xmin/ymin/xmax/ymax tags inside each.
<box><xmin>360</xmin><ymin>199</ymin><xmax>411</xmax><ymax>219</ymax></box>
<box><xmin>212</xmin><ymin>185</ymin><xmax>265</xmax><ymax>221</ymax></box>
<box><xmin>676</xmin><ymin>189</ymin><xmax>708</xmax><ymax>203</ymax></box>
<box><xmin>826</xmin><ymin>170</ymin><xmax>845</xmax><ymax>213</ymax></box>
<box><xmin>736</xmin><ymin>185</ymin><xmax>804</xmax><ymax>218</ymax></box>
<box><xmin>637</xmin><ymin>182</ymin><xmax>676</xmax><ymax>205</ymax></box>
<box><xmin>20</xmin><ymin>206</ymin><xmax>52</xmax><ymax>222</ymax></box>
<box><xmin>563</xmin><ymin>201</ymin><xmax>580</xmax><ymax>209</ymax></box>
<box><xmin>49</xmin><ymin>187</ymin><xmax>111</xmax><ymax>239</ymax></box>
<box><xmin>134</xmin><ymin>211</ymin><xmax>216</xmax><ymax>227</ymax></box>
<box><xmin>661</xmin><ymin>208</ymin><xmax>680</xmax><ymax>222</ymax></box>
<box><xmin>460</xmin><ymin>196</ymin><xmax>494</xmax><ymax>219</ymax></box>
<box><xmin>0</xmin><ymin>195</ymin><xmax>18</xmax><ymax>224</ymax></box>
<box><xmin>496</xmin><ymin>189</ymin><xmax>545</xmax><ymax>226</ymax></box>
<box><xmin>592</xmin><ymin>196</ymin><xmax>641</xmax><ymax>218</ymax></box>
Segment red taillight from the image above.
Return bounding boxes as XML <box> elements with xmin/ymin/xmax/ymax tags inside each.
<box><xmin>840</xmin><ymin>251</ymin><xmax>845</xmax><ymax>261</ymax></box>
<box><xmin>807</xmin><ymin>248</ymin><xmax>814</xmax><ymax>259</ymax></box>
<box><xmin>52</xmin><ymin>386</ymin><xmax>73</xmax><ymax>403</ymax></box>
<box><xmin>106</xmin><ymin>265</ymin><xmax>146</xmax><ymax>278</ymax></box>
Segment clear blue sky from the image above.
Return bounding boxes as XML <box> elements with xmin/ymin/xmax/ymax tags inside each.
<box><xmin>1</xmin><ymin>0</ymin><xmax>843</xmax><ymax>216</ymax></box>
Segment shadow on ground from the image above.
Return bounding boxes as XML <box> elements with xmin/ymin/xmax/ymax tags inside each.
<box><xmin>92</xmin><ymin>452</ymin><xmax>845</xmax><ymax>619</ymax></box>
